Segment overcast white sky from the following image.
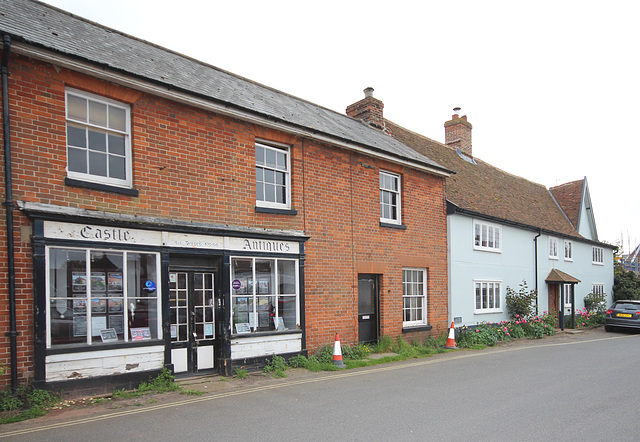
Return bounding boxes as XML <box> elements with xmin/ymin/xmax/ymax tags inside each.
<box><xmin>41</xmin><ymin>0</ymin><xmax>640</xmax><ymax>254</ymax></box>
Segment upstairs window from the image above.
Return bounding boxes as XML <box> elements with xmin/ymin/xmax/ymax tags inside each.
<box><xmin>380</xmin><ymin>171</ymin><xmax>401</xmax><ymax>224</ymax></box>
<box><xmin>549</xmin><ymin>237</ymin><xmax>559</xmax><ymax>259</ymax></box>
<box><xmin>564</xmin><ymin>240</ymin><xmax>573</xmax><ymax>261</ymax></box>
<box><xmin>473</xmin><ymin>220</ymin><xmax>501</xmax><ymax>252</ymax></box>
<box><xmin>255</xmin><ymin>141</ymin><xmax>291</xmax><ymax>209</ymax></box>
<box><xmin>592</xmin><ymin>246</ymin><xmax>604</xmax><ymax>265</ymax></box>
<box><xmin>66</xmin><ymin>89</ymin><xmax>132</xmax><ymax>188</ymax></box>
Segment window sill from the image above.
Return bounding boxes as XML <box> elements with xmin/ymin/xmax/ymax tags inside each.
<box><xmin>231</xmin><ymin>329</ymin><xmax>302</xmax><ymax>338</ymax></box>
<box><xmin>255</xmin><ymin>206</ymin><xmax>298</xmax><ymax>216</ymax></box>
<box><xmin>402</xmin><ymin>324</ymin><xmax>432</xmax><ymax>333</ymax></box>
<box><xmin>45</xmin><ymin>338</ymin><xmax>163</xmax><ymax>355</ymax></box>
<box><xmin>380</xmin><ymin>222</ymin><xmax>407</xmax><ymax>230</ymax></box>
<box><xmin>474</xmin><ymin>310</ymin><xmax>503</xmax><ymax>315</ymax></box>
<box><xmin>65</xmin><ymin>178</ymin><xmax>139</xmax><ymax>197</ymax></box>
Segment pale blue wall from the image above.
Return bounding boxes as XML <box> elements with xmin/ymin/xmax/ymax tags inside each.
<box><xmin>448</xmin><ymin>213</ymin><xmax>614</xmax><ymax>327</ymax></box>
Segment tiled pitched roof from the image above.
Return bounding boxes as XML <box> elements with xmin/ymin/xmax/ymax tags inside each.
<box><xmin>0</xmin><ymin>0</ymin><xmax>449</xmax><ymax>175</ymax></box>
<box><xmin>549</xmin><ymin>179</ymin><xmax>584</xmax><ymax>230</ymax></box>
<box><xmin>386</xmin><ymin>120</ymin><xmax>582</xmax><ymax>238</ymax></box>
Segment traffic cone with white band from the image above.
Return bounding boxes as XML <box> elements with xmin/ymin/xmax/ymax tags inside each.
<box><xmin>332</xmin><ymin>332</ymin><xmax>346</xmax><ymax>368</ymax></box>
<box><xmin>445</xmin><ymin>321</ymin><xmax>458</xmax><ymax>349</ymax></box>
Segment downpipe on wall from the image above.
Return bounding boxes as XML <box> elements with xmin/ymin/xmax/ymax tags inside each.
<box><xmin>2</xmin><ymin>34</ymin><xmax>19</xmax><ymax>392</ymax></box>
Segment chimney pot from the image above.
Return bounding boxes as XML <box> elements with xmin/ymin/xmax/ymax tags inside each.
<box><xmin>364</xmin><ymin>87</ymin><xmax>374</xmax><ymax>98</ymax></box>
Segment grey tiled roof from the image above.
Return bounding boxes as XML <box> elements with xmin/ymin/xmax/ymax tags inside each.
<box><xmin>0</xmin><ymin>0</ymin><xmax>449</xmax><ymax>174</ymax></box>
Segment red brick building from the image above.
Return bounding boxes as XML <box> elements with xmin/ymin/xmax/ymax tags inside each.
<box><xmin>0</xmin><ymin>0</ymin><xmax>450</xmax><ymax>394</ymax></box>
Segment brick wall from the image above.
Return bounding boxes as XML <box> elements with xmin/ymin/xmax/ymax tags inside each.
<box><xmin>0</xmin><ymin>52</ymin><xmax>448</xmax><ymax>387</ymax></box>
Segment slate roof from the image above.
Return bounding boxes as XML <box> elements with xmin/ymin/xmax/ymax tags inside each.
<box><xmin>386</xmin><ymin>120</ymin><xmax>583</xmax><ymax>239</ymax></box>
<box><xmin>549</xmin><ymin>179</ymin><xmax>584</xmax><ymax>230</ymax></box>
<box><xmin>0</xmin><ymin>0</ymin><xmax>449</xmax><ymax>175</ymax></box>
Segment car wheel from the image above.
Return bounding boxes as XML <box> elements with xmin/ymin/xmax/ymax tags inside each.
<box><xmin>605</xmin><ymin>325</ymin><xmax>613</xmax><ymax>332</ymax></box>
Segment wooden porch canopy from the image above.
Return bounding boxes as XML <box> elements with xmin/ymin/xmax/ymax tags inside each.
<box><xmin>545</xmin><ymin>268</ymin><xmax>581</xmax><ymax>284</ymax></box>
<box><xmin>545</xmin><ymin>269</ymin><xmax>580</xmax><ymax>331</ymax></box>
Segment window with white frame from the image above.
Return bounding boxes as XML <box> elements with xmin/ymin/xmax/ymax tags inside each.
<box><xmin>592</xmin><ymin>246</ymin><xmax>604</xmax><ymax>264</ymax></box>
<box><xmin>474</xmin><ymin>280</ymin><xmax>502</xmax><ymax>313</ymax></box>
<box><xmin>473</xmin><ymin>220</ymin><xmax>501</xmax><ymax>252</ymax></box>
<box><xmin>564</xmin><ymin>240</ymin><xmax>573</xmax><ymax>261</ymax></box>
<box><xmin>231</xmin><ymin>257</ymin><xmax>299</xmax><ymax>333</ymax></box>
<box><xmin>255</xmin><ymin>141</ymin><xmax>291</xmax><ymax>209</ymax></box>
<box><xmin>402</xmin><ymin>268</ymin><xmax>427</xmax><ymax>326</ymax></box>
<box><xmin>66</xmin><ymin>89</ymin><xmax>132</xmax><ymax>187</ymax></box>
<box><xmin>592</xmin><ymin>283</ymin><xmax>605</xmax><ymax>296</ymax></box>
<box><xmin>380</xmin><ymin>171</ymin><xmax>401</xmax><ymax>224</ymax></box>
<box><xmin>549</xmin><ymin>237</ymin><xmax>559</xmax><ymax>259</ymax></box>
<box><xmin>47</xmin><ymin>247</ymin><xmax>160</xmax><ymax>346</ymax></box>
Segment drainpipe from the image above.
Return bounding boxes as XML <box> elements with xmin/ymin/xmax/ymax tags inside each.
<box><xmin>533</xmin><ymin>230</ymin><xmax>541</xmax><ymax>316</ymax></box>
<box><xmin>2</xmin><ymin>34</ymin><xmax>18</xmax><ymax>392</ymax></box>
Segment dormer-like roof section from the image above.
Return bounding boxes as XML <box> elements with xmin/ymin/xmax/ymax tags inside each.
<box><xmin>549</xmin><ymin>179</ymin><xmax>584</xmax><ymax>230</ymax></box>
<box><xmin>0</xmin><ymin>0</ymin><xmax>450</xmax><ymax>177</ymax></box>
<box><xmin>387</xmin><ymin>120</ymin><xmax>582</xmax><ymax>238</ymax></box>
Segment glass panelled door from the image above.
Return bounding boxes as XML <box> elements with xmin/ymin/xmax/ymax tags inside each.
<box><xmin>169</xmin><ymin>271</ymin><xmax>215</xmax><ymax>373</ymax></box>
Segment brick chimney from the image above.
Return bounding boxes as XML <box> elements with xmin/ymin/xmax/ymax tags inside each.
<box><xmin>444</xmin><ymin>107</ymin><xmax>472</xmax><ymax>156</ymax></box>
<box><xmin>346</xmin><ymin>87</ymin><xmax>387</xmax><ymax>132</ymax></box>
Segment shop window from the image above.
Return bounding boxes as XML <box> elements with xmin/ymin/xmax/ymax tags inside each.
<box><xmin>231</xmin><ymin>257</ymin><xmax>298</xmax><ymax>334</ymax></box>
<box><xmin>47</xmin><ymin>247</ymin><xmax>160</xmax><ymax>346</ymax></box>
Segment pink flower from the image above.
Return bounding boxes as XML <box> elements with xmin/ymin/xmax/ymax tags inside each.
<box><xmin>544</xmin><ymin>325</ymin><xmax>547</xmax><ymax>328</ymax></box>
<box><xmin>475</xmin><ymin>329</ymin><xmax>479</xmax><ymax>333</ymax></box>
<box><xmin>516</xmin><ymin>314</ymin><xmax>520</xmax><ymax>318</ymax></box>
<box><xmin>506</xmin><ymin>333</ymin><xmax>510</xmax><ymax>336</ymax></box>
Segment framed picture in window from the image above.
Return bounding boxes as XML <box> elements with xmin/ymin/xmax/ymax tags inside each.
<box><xmin>108</xmin><ymin>272</ymin><xmax>123</xmax><ymax>293</ymax></box>
<box><xmin>73</xmin><ymin>299</ymin><xmax>86</xmax><ymax>314</ymax></box>
<box><xmin>109</xmin><ymin>299</ymin><xmax>123</xmax><ymax>313</ymax></box>
<box><xmin>72</xmin><ymin>272</ymin><xmax>87</xmax><ymax>294</ymax></box>
<box><xmin>91</xmin><ymin>272</ymin><xmax>106</xmax><ymax>293</ymax></box>
<box><xmin>73</xmin><ymin>315</ymin><xmax>87</xmax><ymax>336</ymax></box>
<box><xmin>258</xmin><ymin>278</ymin><xmax>270</xmax><ymax>294</ymax></box>
<box><xmin>109</xmin><ymin>315</ymin><xmax>124</xmax><ymax>334</ymax></box>
<box><xmin>91</xmin><ymin>299</ymin><xmax>106</xmax><ymax>313</ymax></box>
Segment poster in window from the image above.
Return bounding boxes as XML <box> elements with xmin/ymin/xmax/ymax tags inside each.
<box><xmin>274</xmin><ymin>316</ymin><xmax>286</xmax><ymax>331</ymax></box>
<box><xmin>130</xmin><ymin>327</ymin><xmax>151</xmax><ymax>341</ymax></box>
<box><xmin>73</xmin><ymin>299</ymin><xmax>86</xmax><ymax>314</ymax></box>
<box><xmin>258</xmin><ymin>278</ymin><xmax>270</xmax><ymax>294</ymax></box>
<box><xmin>108</xmin><ymin>299</ymin><xmax>123</xmax><ymax>313</ymax></box>
<box><xmin>109</xmin><ymin>314</ymin><xmax>124</xmax><ymax>334</ymax></box>
<box><xmin>170</xmin><ymin>324</ymin><xmax>177</xmax><ymax>339</ymax></box>
<box><xmin>72</xmin><ymin>272</ymin><xmax>87</xmax><ymax>294</ymax></box>
<box><xmin>91</xmin><ymin>272</ymin><xmax>107</xmax><ymax>293</ymax></box>
<box><xmin>92</xmin><ymin>316</ymin><xmax>107</xmax><ymax>336</ymax></box>
<box><xmin>99</xmin><ymin>328</ymin><xmax>118</xmax><ymax>343</ymax></box>
<box><xmin>107</xmin><ymin>272</ymin><xmax>123</xmax><ymax>293</ymax></box>
<box><xmin>91</xmin><ymin>299</ymin><xmax>106</xmax><ymax>313</ymax></box>
<box><xmin>73</xmin><ymin>315</ymin><xmax>87</xmax><ymax>336</ymax></box>
<box><xmin>204</xmin><ymin>323</ymin><xmax>214</xmax><ymax>338</ymax></box>
<box><xmin>235</xmin><ymin>323</ymin><xmax>250</xmax><ymax>334</ymax></box>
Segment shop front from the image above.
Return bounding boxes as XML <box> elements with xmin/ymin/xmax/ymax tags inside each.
<box><xmin>28</xmin><ymin>212</ymin><xmax>306</xmax><ymax>393</ymax></box>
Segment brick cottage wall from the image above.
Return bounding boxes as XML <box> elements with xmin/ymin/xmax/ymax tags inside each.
<box><xmin>0</xmin><ymin>51</ymin><xmax>448</xmax><ymax>387</ymax></box>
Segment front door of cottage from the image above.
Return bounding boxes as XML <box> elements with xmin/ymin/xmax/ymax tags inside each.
<box><xmin>169</xmin><ymin>270</ymin><xmax>218</xmax><ymax>373</ymax></box>
<box><xmin>358</xmin><ymin>274</ymin><xmax>379</xmax><ymax>344</ymax></box>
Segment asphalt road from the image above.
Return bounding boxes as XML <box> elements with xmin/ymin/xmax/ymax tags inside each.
<box><xmin>2</xmin><ymin>327</ymin><xmax>639</xmax><ymax>441</ymax></box>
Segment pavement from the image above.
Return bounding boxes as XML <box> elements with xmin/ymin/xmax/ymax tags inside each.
<box><xmin>0</xmin><ymin>326</ymin><xmax>616</xmax><ymax>436</ymax></box>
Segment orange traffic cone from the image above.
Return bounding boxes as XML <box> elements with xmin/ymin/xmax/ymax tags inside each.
<box><xmin>332</xmin><ymin>332</ymin><xmax>346</xmax><ymax>368</ymax></box>
<box><xmin>445</xmin><ymin>321</ymin><xmax>458</xmax><ymax>349</ymax></box>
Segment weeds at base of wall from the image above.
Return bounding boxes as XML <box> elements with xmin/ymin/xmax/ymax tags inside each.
<box><xmin>0</xmin><ymin>367</ymin><xmax>186</xmax><ymax>425</ymax></box>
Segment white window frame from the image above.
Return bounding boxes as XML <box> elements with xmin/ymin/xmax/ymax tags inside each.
<box><xmin>379</xmin><ymin>170</ymin><xmax>401</xmax><ymax>225</ymax></box>
<box><xmin>402</xmin><ymin>268</ymin><xmax>427</xmax><ymax>326</ymax></box>
<box><xmin>473</xmin><ymin>220</ymin><xmax>502</xmax><ymax>252</ymax></box>
<box><xmin>592</xmin><ymin>246</ymin><xmax>604</xmax><ymax>265</ymax></box>
<box><xmin>65</xmin><ymin>88</ymin><xmax>132</xmax><ymax>188</ymax></box>
<box><xmin>549</xmin><ymin>237</ymin><xmax>559</xmax><ymax>260</ymax></box>
<box><xmin>255</xmin><ymin>141</ymin><xmax>291</xmax><ymax>210</ymax></box>
<box><xmin>564</xmin><ymin>240</ymin><xmax>573</xmax><ymax>261</ymax></box>
<box><xmin>45</xmin><ymin>246</ymin><xmax>162</xmax><ymax>348</ymax></box>
<box><xmin>592</xmin><ymin>283</ymin><xmax>605</xmax><ymax>296</ymax></box>
<box><xmin>230</xmin><ymin>256</ymin><xmax>299</xmax><ymax>334</ymax></box>
<box><xmin>474</xmin><ymin>280</ymin><xmax>502</xmax><ymax>314</ymax></box>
